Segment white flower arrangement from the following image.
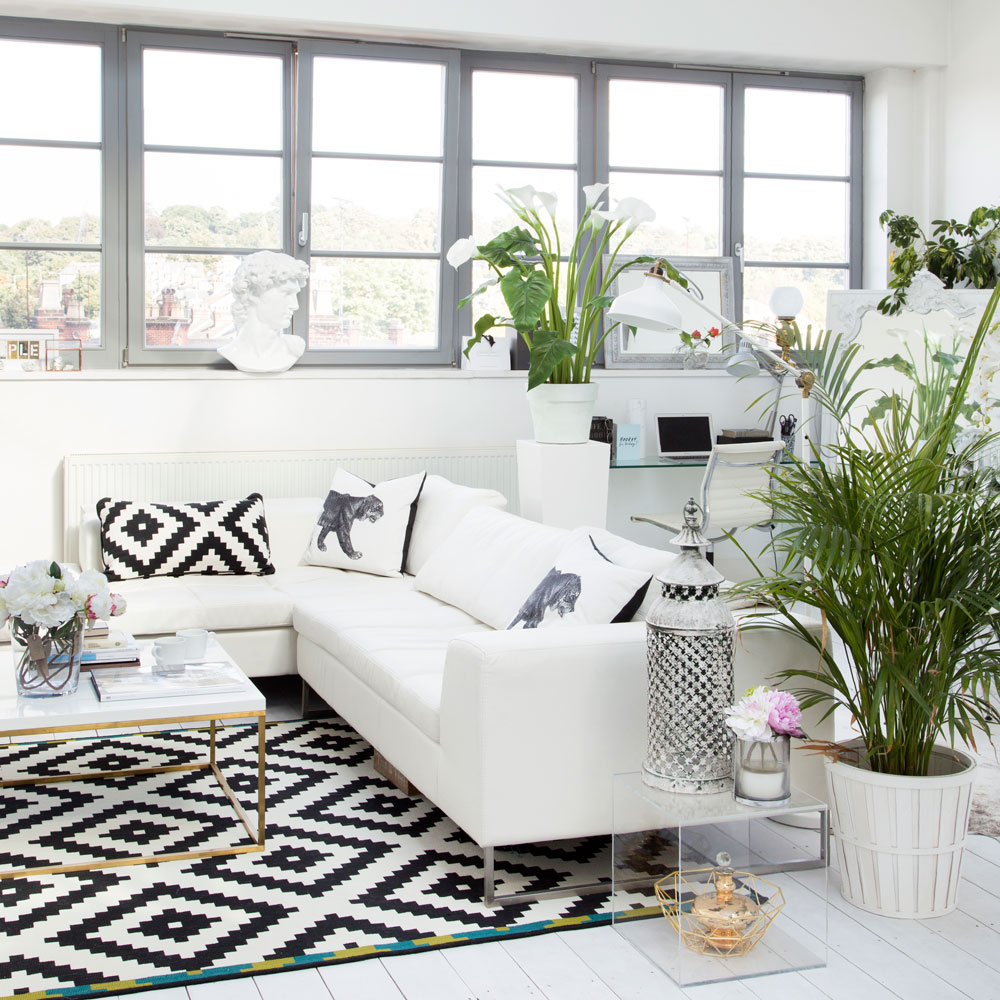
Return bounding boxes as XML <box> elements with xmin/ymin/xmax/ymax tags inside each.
<box><xmin>724</xmin><ymin>686</ymin><xmax>803</xmax><ymax>743</ymax></box>
<box><xmin>1</xmin><ymin>560</ymin><xmax>126</xmax><ymax>643</ymax></box>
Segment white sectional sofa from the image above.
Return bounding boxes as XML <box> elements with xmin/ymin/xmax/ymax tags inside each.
<box><xmin>12</xmin><ymin>450</ymin><xmax>830</xmax><ymax>890</ymax></box>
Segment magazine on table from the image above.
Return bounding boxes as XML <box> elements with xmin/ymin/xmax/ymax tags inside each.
<box><xmin>90</xmin><ymin>662</ymin><xmax>247</xmax><ymax>702</ymax></box>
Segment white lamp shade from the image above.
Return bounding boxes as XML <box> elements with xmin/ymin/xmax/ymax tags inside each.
<box><xmin>726</xmin><ymin>349</ymin><xmax>760</xmax><ymax>377</ymax></box>
<box><xmin>609</xmin><ymin>274</ymin><xmax>684</xmax><ymax>333</ymax></box>
<box><xmin>769</xmin><ymin>285</ymin><xmax>804</xmax><ymax>319</ymax></box>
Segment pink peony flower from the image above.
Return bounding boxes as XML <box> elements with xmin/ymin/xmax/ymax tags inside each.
<box><xmin>767</xmin><ymin>689</ymin><xmax>804</xmax><ymax>737</ymax></box>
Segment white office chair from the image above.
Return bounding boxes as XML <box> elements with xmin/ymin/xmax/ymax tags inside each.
<box><xmin>631</xmin><ymin>439</ymin><xmax>785</xmax><ymax>560</ymax></box>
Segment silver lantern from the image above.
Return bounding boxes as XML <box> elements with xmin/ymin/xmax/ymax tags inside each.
<box><xmin>643</xmin><ymin>498</ymin><xmax>736</xmax><ymax>793</ymax></box>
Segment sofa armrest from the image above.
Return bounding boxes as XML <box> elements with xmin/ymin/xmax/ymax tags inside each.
<box><xmin>435</xmin><ymin>616</ymin><xmax>830</xmax><ymax>848</ymax></box>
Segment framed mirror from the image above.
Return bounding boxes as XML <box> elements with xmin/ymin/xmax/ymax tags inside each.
<box><xmin>605</xmin><ymin>256</ymin><xmax>736</xmax><ymax>369</ymax></box>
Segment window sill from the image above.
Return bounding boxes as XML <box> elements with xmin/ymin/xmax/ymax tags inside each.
<box><xmin>0</xmin><ymin>366</ymin><xmax>737</xmax><ymax>382</ymax></box>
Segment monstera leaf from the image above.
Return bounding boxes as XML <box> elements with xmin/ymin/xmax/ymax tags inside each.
<box><xmin>526</xmin><ymin>330</ymin><xmax>578</xmax><ymax>390</ymax></box>
<box><xmin>501</xmin><ymin>270</ymin><xmax>553</xmax><ymax>332</ymax></box>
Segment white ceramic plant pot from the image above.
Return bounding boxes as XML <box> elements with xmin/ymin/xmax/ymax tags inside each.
<box><xmin>826</xmin><ymin>741</ymin><xmax>976</xmax><ymax>918</ymax></box>
<box><xmin>526</xmin><ymin>383</ymin><xmax>599</xmax><ymax>444</ymax></box>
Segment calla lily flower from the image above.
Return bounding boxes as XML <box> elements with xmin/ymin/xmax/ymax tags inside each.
<box><xmin>582</xmin><ymin>182</ymin><xmax>608</xmax><ymax>209</ymax></box>
<box><xmin>446</xmin><ymin>236</ymin><xmax>477</xmax><ymax>269</ymax></box>
<box><xmin>503</xmin><ymin>185</ymin><xmax>538</xmax><ymax>209</ymax></box>
<box><xmin>615</xmin><ymin>197</ymin><xmax>656</xmax><ymax>233</ymax></box>
<box><xmin>535</xmin><ymin>190</ymin><xmax>558</xmax><ymax>217</ymax></box>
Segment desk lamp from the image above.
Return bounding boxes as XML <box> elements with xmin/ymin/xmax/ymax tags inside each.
<box><xmin>609</xmin><ymin>264</ymin><xmax>815</xmax><ymax>458</ymax></box>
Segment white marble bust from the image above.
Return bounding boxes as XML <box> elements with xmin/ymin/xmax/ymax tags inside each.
<box><xmin>218</xmin><ymin>251</ymin><xmax>310</xmax><ymax>373</ymax></box>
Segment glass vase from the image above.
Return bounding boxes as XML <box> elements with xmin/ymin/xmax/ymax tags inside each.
<box><xmin>683</xmin><ymin>349</ymin><xmax>709</xmax><ymax>370</ymax></box>
<box><xmin>13</xmin><ymin>618</ymin><xmax>84</xmax><ymax>697</ymax></box>
<box><xmin>733</xmin><ymin>735</ymin><xmax>791</xmax><ymax>806</ymax></box>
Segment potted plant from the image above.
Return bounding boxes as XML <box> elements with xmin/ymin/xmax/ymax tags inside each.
<box><xmin>878</xmin><ymin>205</ymin><xmax>1000</xmax><ymax>316</ymax></box>
<box><xmin>739</xmin><ymin>283</ymin><xmax>1000</xmax><ymax>917</ymax></box>
<box><xmin>446</xmin><ymin>184</ymin><xmax>675</xmax><ymax>443</ymax></box>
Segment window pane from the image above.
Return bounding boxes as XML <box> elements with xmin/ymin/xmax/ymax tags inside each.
<box><xmin>144</xmin><ymin>253</ymin><xmax>241</xmax><ymax>348</ymax></box>
<box><xmin>311</xmin><ymin>159</ymin><xmax>441</xmax><ymax>252</ymax></box>
<box><xmin>745</xmin><ymin>88</ymin><xmax>850</xmax><ymax>176</ymax></box>
<box><xmin>609</xmin><ymin>79</ymin><xmax>723</xmax><ymax>171</ymax></box>
<box><xmin>472</xmin><ymin>166</ymin><xmax>577</xmax><ymax>247</ymax></box>
<box><xmin>0</xmin><ymin>40</ymin><xmax>101</xmax><ymax>143</ymax></box>
<box><xmin>313</xmin><ymin>57</ymin><xmax>445</xmax><ymax>157</ymax></box>
<box><xmin>144</xmin><ymin>153</ymin><xmax>282</xmax><ymax>248</ymax></box>
<box><xmin>742</xmin><ymin>265</ymin><xmax>847</xmax><ymax>331</ymax></box>
<box><xmin>0</xmin><ymin>147</ymin><xmax>101</xmax><ymax>242</ymax></box>
<box><xmin>143</xmin><ymin>49</ymin><xmax>283</xmax><ymax>150</ymax></box>
<box><xmin>473</xmin><ymin>71</ymin><xmax>577</xmax><ymax>163</ymax></box>
<box><xmin>0</xmin><ymin>249</ymin><xmax>101</xmax><ymax>344</ymax></box>
<box><xmin>308</xmin><ymin>257</ymin><xmax>438</xmax><ymax>349</ymax></box>
<box><xmin>743</xmin><ymin>178</ymin><xmax>848</xmax><ymax>263</ymax></box>
<box><xmin>609</xmin><ymin>171</ymin><xmax>721</xmax><ymax>256</ymax></box>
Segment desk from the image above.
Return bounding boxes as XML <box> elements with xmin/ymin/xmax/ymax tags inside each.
<box><xmin>611</xmin><ymin>455</ymin><xmax>709</xmax><ymax>470</ymax></box>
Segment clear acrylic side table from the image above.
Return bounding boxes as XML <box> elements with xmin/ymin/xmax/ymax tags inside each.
<box><xmin>612</xmin><ymin>772</ymin><xmax>829</xmax><ymax>987</ymax></box>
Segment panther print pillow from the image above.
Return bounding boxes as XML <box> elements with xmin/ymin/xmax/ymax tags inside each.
<box><xmin>302</xmin><ymin>469</ymin><xmax>426</xmax><ymax>577</ymax></box>
<box><xmin>506</xmin><ymin>534</ymin><xmax>651</xmax><ymax>630</ymax></box>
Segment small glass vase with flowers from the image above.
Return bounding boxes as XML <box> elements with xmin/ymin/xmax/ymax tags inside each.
<box><xmin>679</xmin><ymin>326</ymin><xmax>721</xmax><ymax>369</ymax></box>
<box><xmin>724</xmin><ymin>686</ymin><xmax>804</xmax><ymax>806</ymax></box>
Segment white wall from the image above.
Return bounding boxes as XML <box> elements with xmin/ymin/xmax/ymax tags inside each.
<box><xmin>1</xmin><ymin>368</ymin><xmax>774</xmax><ymax>573</ymax></box>
<box><xmin>1</xmin><ymin>0</ymin><xmax>949</xmax><ymax>73</ymax></box>
<box><xmin>942</xmin><ymin>0</ymin><xmax>1000</xmax><ymax>219</ymax></box>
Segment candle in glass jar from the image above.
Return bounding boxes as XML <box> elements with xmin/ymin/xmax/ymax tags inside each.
<box><xmin>736</xmin><ymin>765</ymin><xmax>786</xmax><ymax>801</ymax></box>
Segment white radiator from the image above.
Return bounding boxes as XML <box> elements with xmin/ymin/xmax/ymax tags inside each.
<box><xmin>63</xmin><ymin>447</ymin><xmax>518</xmax><ymax>561</ymax></box>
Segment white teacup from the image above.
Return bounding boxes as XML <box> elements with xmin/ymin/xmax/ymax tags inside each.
<box><xmin>152</xmin><ymin>636</ymin><xmax>186</xmax><ymax>673</ymax></box>
<box><xmin>176</xmin><ymin>628</ymin><xmax>213</xmax><ymax>661</ymax></box>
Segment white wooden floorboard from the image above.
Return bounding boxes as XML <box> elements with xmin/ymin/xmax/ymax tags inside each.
<box><xmin>957</xmin><ymin>851</ymin><xmax>1000</xmax><ymax>899</ymax></box>
<box><xmin>501</xmin><ymin>933</ymin><xmax>621</xmax><ymax>1000</ymax></box>
<box><xmin>120</xmin><ymin>990</ymin><xmax>189</xmax><ymax>1000</ymax></box>
<box><xmin>442</xmin><ymin>940</ymin><xmax>545</xmax><ymax>998</ymax></box>
<box><xmin>254</xmin><ymin>967</ymin><xmax>332</xmax><ymax>1000</ymax></box>
<box><xmin>187</xmin><ymin>977</ymin><xmax>262</xmax><ymax>999</ymax></box>
<box><xmin>795</xmin><ymin>865</ymin><xmax>990</xmax><ymax>1000</ymax></box>
<box><xmin>919</xmin><ymin>906</ymin><xmax>1000</xmax><ymax>973</ymax></box>
<box><xmin>965</xmin><ymin>834</ymin><xmax>1000</xmax><ymax>864</ymax></box>
<box><xmin>379</xmin><ymin>951</ymin><xmax>475</xmax><ymax>1000</ymax></box>
<box><xmin>319</xmin><ymin>959</ymin><xmax>405</xmax><ymax>1000</ymax></box>
<box><xmin>954</xmin><ymin>880</ymin><xmax>1000</xmax><ymax>929</ymax></box>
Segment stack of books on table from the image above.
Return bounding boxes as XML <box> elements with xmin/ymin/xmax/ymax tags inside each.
<box><xmin>90</xmin><ymin>662</ymin><xmax>247</xmax><ymax>702</ymax></box>
<box><xmin>82</xmin><ymin>627</ymin><xmax>141</xmax><ymax>669</ymax></box>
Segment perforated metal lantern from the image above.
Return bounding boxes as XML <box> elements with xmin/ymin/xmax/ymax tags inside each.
<box><xmin>643</xmin><ymin>498</ymin><xmax>736</xmax><ymax>793</ymax></box>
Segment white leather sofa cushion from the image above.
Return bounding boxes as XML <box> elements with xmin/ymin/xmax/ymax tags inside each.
<box><xmin>414</xmin><ymin>507</ymin><xmax>570</xmax><ymax>629</ymax></box>
<box><xmin>269</xmin><ymin>565</ymin><xmax>415</xmax><ymax>602</ymax></box>
<box><xmin>110</xmin><ymin>574</ymin><xmax>295</xmax><ymax>634</ymax></box>
<box><xmin>260</xmin><ymin>498</ymin><xmax>323</xmax><ymax>569</ymax></box>
<box><xmin>293</xmin><ymin>584</ymin><xmax>488</xmax><ymax>740</ymax></box>
<box><xmin>405</xmin><ymin>475</ymin><xmax>507</xmax><ymax>575</ymax></box>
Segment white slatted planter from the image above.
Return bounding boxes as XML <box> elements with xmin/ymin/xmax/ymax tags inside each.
<box><xmin>826</xmin><ymin>743</ymin><xmax>976</xmax><ymax>918</ymax></box>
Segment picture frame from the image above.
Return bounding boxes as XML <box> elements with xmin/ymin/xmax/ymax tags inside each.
<box><xmin>0</xmin><ymin>333</ymin><xmax>53</xmax><ymax>372</ymax></box>
<box><xmin>604</xmin><ymin>256</ymin><xmax>737</xmax><ymax>369</ymax></box>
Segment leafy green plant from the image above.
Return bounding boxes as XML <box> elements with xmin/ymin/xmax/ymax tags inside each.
<box><xmin>737</xmin><ymin>284</ymin><xmax>1000</xmax><ymax>776</ymax></box>
<box><xmin>879</xmin><ymin>206</ymin><xmax>1000</xmax><ymax>316</ymax></box>
<box><xmin>447</xmin><ymin>184</ymin><xmax>682</xmax><ymax>390</ymax></box>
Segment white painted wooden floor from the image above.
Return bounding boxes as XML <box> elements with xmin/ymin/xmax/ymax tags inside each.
<box><xmin>120</xmin><ymin>826</ymin><xmax>1000</xmax><ymax>1000</ymax></box>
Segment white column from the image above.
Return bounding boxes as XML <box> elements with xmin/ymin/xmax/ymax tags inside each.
<box><xmin>516</xmin><ymin>440</ymin><xmax>610</xmax><ymax>530</ymax></box>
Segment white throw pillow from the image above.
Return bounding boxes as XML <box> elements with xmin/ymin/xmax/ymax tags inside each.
<box><xmin>414</xmin><ymin>507</ymin><xmax>570</xmax><ymax>628</ymax></box>
<box><xmin>405</xmin><ymin>475</ymin><xmax>507</xmax><ymax>575</ymax></box>
<box><xmin>507</xmin><ymin>533</ymin><xmax>651</xmax><ymax>630</ymax></box>
<box><xmin>302</xmin><ymin>469</ymin><xmax>426</xmax><ymax>577</ymax></box>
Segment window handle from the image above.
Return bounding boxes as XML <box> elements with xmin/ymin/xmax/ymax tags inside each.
<box><xmin>734</xmin><ymin>241</ymin><xmax>745</xmax><ymax>273</ymax></box>
<box><xmin>297</xmin><ymin>212</ymin><xmax>309</xmax><ymax>247</ymax></box>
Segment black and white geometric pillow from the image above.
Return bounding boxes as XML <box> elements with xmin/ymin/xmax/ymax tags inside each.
<box><xmin>96</xmin><ymin>494</ymin><xmax>275</xmax><ymax>582</ymax></box>
<box><xmin>507</xmin><ymin>535</ymin><xmax>651</xmax><ymax>630</ymax></box>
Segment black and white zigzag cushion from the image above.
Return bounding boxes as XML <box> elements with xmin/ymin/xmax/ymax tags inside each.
<box><xmin>96</xmin><ymin>494</ymin><xmax>275</xmax><ymax>582</ymax></box>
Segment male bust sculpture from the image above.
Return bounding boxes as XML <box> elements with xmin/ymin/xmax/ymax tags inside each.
<box><xmin>218</xmin><ymin>251</ymin><xmax>310</xmax><ymax>373</ymax></box>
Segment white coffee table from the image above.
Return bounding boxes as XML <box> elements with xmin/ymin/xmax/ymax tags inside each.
<box><xmin>0</xmin><ymin>637</ymin><xmax>266</xmax><ymax>880</ymax></box>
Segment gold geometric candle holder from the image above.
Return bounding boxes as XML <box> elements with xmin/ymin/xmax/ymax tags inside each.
<box><xmin>655</xmin><ymin>851</ymin><xmax>785</xmax><ymax>956</ymax></box>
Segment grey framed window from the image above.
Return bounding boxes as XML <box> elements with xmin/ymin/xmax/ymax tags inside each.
<box><xmin>734</xmin><ymin>74</ymin><xmax>863</xmax><ymax>331</ymax></box>
<box><xmin>596</xmin><ymin>65</ymin><xmax>862</xmax><ymax>332</ymax></box>
<box><xmin>293</xmin><ymin>41</ymin><xmax>459</xmax><ymax>365</ymax></box>
<box><xmin>454</xmin><ymin>53</ymin><xmax>595</xmax><ymax>352</ymax></box>
<box><xmin>124</xmin><ymin>32</ymin><xmax>293</xmax><ymax>366</ymax></box>
<box><xmin>0</xmin><ymin>19</ymin><xmax>119</xmax><ymax>367</ymax></box>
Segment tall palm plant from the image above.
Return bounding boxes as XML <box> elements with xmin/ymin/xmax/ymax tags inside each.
<box><xmin>741</xmin><ymin>285</ymin><xmax>1000</xmax><ymax>776</ymax></box>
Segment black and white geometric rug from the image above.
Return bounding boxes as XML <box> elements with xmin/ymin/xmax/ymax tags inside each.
<box><xmin>0</xmin><ymin>719</ymin><xmax>622</xmax><ymax>999</ymax></box>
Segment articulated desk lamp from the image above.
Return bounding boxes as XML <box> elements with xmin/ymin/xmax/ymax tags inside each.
<box><xmin>608</xmin><ymin>262</ymin><xmax>815</xmax><ymax>458</ymax></box>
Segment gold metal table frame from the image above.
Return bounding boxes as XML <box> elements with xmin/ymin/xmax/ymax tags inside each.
<box><xmin>0</xmin><ymin>710</ymin><xmax>266</xmax><ymax>880</ymax></box>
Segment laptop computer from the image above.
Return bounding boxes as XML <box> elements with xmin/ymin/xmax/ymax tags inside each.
<box><xmin>655</xmin><ymin>413</ymin><xmax>714</xmax><ymax>461</ymax></box>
